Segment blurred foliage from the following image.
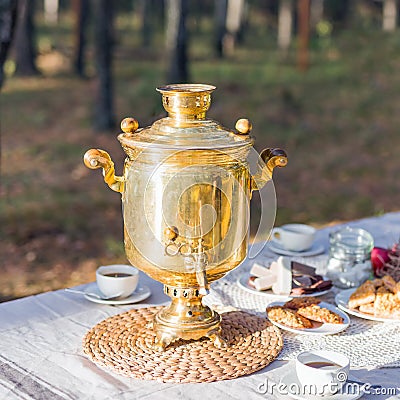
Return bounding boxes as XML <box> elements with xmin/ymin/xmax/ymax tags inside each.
<box><xmin>1</xmin><ymin>2</ymin><xmax>400</xmax><ymax>300</ymax></box>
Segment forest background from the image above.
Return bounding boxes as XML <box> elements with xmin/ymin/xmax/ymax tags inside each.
<box><xmin>1</xmin><ymin>0</ymin><xmax>400</xmax><ymax>301</ymax></box>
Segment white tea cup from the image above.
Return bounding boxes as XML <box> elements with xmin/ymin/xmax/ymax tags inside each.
<box><xmin>271</xmin><ymin>223</ymin><xmax>316</xmax><ymax>252</ymax></box>
<box><xmin>296</xmin><ymin>350</ymin><xmax>350</xmax><ymax>396</ymax></box>
<box><xmin>96</xmin><ymin>264</ymin><xmax>139</xmax><ymax>299</ymax></box>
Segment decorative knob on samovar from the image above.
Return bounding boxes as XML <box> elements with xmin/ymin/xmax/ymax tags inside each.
<box><xmin>120</xmin><ymin>117</ymin><xmax>139</xmax><ymax>134</ymax></box>
<box><xmin>235</xmin><ymin>118</ymin><xmax>252</xmax><ymax>134</ymax></box>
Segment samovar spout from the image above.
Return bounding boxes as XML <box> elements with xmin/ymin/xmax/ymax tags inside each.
<box><xmin>234</xmin><ymin>118</ymin><xmax>287</xmax><ymax>191</ymax></box>
<box><xmin>164</xmin><ymin>227</ymin><xmax>210</xmax><ymax>295</ymax></box>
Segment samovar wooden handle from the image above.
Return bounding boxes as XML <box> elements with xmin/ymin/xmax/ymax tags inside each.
<box><xmin>83</xmin><ymin>149</ymin><xmax>124</xmax><ymax>193</ymax></box>
<box><xmin>261</xmin><ymin>148</ymin><xmax>288</xmax><ymax>175</ymax></box>
<box><xmin>252</xmin><ymin>148</ymin><xmax>288</xmax><ymax>191</ymax></box>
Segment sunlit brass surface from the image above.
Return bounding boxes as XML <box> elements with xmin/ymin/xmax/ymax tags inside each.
<box><xmin>84</xmin><ymin>83</ymin><xmax>287</xmax><ymax>350</ymax></box>
<box><xmin>151</xmin><ymin>285</ymin><xmax>225</xmax><ymax>350</ymax></box>
<box><xmin>84</xmin><ymin>149</ymin><xmax>124</xmax><ymax>193</ymax></box>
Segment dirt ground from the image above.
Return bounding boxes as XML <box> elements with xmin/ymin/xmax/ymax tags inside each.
<box><xmin>2</xmin><ymin>20</ymin><xmax>400</xmax><ymax>302</ymax></box>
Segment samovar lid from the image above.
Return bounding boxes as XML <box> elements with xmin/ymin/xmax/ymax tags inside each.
<box><xmin>118</xmin><ymin>84</ymin><xmax>254</xmax><ymax>151</ymax></box>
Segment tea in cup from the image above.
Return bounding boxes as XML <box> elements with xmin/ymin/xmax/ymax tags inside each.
<box><xmin>271</xmin><ymin>223</ymin><xmax>316</xmax><ymax>252</ymax></box>
<box><xmin>96</xmin><ymin>264</ymin><xmax>139</xmax><ymax>299</ymax></box>
<box><xmin>296</xmin><ymin>350</ymin><xmax>350</xmax><ymax>396</ymax></box>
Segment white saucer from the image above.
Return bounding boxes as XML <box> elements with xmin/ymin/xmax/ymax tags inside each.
<box><xmin>267</xmin><ymin>242</ymin><xmax>325</xmax><ymax>257</ymax></box>
<box><xmin>83</xmin><ymin>282</ymin><xmax>151</xmax><ymax>305</ymax></box>
<box><xmin>237</xmin><ymin>274</ymin><xmax>331</xmax><ymax>298</ymax></box>
<box><xmin>267</xmin><ymin>301</ymin><xmax>350</xmax><ymax>335</ymax></box>
<box><xmin>335</xmin><ymin>289</ymin><xmax>400</xmax><ymax>322</ymax></box>
<box><xmin>278</xmin><ymin>367</ymin><xmax>365</xmax><ymax>400</ymax></box>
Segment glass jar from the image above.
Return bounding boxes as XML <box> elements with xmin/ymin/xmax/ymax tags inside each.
<box><xmin>326</xmin><ymin>227</ymin><xmax>374</xmax><ymax>288</ymax></box>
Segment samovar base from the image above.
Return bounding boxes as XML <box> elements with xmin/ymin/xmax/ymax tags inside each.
<box><xmin>151</xmin><ymin>285</ymin><xmax>226</xmax><ymax>351</ymax></box>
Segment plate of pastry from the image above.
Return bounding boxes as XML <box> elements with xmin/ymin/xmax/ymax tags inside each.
<box><xmin>266</xmin><ymin>297</ymin><xmax>350</xmax><ymax>335</ymax></box>
<box><xmin>335</xmin><ymin>275</ymin><xmax>400</xmax><ymax>322</ymax></box>
<box><xmin>238</xmin><ymin>258</ymin><xmax>332</xmax><ymax>298</ymax></box>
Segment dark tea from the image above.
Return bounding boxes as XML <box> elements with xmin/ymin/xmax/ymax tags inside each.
<box><xmin>103</xmin><ymin>273</ymin><xmax>133</xmax><ymax>278</ymax></box>
<box><xmin>305</xmin><ymin>361</ymin><xmax>341</xmax><ymax>370</ymax></box>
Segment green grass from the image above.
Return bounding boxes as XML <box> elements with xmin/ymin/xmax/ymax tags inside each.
<box><xmin>4</xmin><ymin>22</ymin><xmax>400</xmax><ymax>228</ymax></box>
<box><xmin>2</xmin><ymin>8</ymin><xmax>400</xmax><ymax>299</ymax></box>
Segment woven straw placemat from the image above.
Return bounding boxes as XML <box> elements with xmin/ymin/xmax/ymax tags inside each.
<box><xmin>83</xmin><ymin>306</ymin><xmax>283</xmax><ymax>383</ymax></box>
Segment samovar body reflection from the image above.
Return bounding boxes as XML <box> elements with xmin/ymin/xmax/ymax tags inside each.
<box><xmin>84</xmin><ymin>84</ymin><xmax>287</xmax><ymax>349</ymax></box>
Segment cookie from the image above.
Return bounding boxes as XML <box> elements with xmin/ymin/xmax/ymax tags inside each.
<box><xmin>266</xmin><ymin>306</ymin><xmax>313</xmax><ymax>329</ymax></box>
<box><xmin>284</xmin><ymin>296</ymin><xmax>321</xmax><ymax>310</ymax></box>
<box><xmin>297</xmin><ymin>304</ymin><xmax>343</xmax><ymax>324</ymax></box>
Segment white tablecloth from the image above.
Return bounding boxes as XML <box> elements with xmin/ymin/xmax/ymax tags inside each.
<box><xmin>2</xmin><ymin>212</ymin><xmax>400</xmax><ymax>399</ymax></box>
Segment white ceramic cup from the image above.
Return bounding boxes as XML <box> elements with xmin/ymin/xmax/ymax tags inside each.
<box><xmin>96</xmin><ymin>264</ymin><xmax>139</xmax><ymax>299</ymax></box>
<box><xmin>296</xmin><ymin>350</ymin><xmax>350</xmax><ymax>396</ymax></box>
<box><xmin>271</xmin><ymin>223</ymin><xmax>316</xmax><ymax>252</ymax></box>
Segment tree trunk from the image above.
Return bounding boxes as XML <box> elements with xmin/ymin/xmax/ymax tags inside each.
<box><xmin>93</xmin><ymin>0</ymin><xmax>115</xmax><ymax>130</ymax></box>
<box><xmin>325</xmin><ymin>0</ymin><xmax>350</xmax><ymax>28</ymax></box>
<box><xmin>43</xmin><ymin>0</ymin><xmax>58</xmax><ymax>24</ymax></box>
<box><xmin>72</xmin><ymin>0</ymin><xmax>89</xmax><ymax>77</ymax></box>
<box><xmin>224</xmin><ymin>0</ymin><xmax>245</xmax><ymax>55</ymax></box>
<box><xmin>0</xmin><ymin>0</ymin><xmax>18</xmax><ymax>187</ymax></box>
<box><xmin>165</xmin><ymin>0</ymin><xmax>188</xmax><ymax>83</ymax></box>
<box><xmin>14</xmin><ymin>0</ymin><xmax>39</xmax><ymax>76</ymax></box>
<box><xmin>310</xmin><ymin>0</ymin><xmax>324</xmax><ymax>29</ymax></box>
<box><xmin>297</xmin><ymin>0</ymin><xmax>310</xmax><ymax>72</ymax></box>
<box><xmin>214</xmin><ymin>0</ymin><xmax>227</xmax><ymax>57</ymax></box>
<box><xmin>0</xmin><ymin>0</ymin><xmax>18</xmax><ymax>88</ymax></box>
<box><xmin>139</xmin><ymin>0</ymin><xmax>151</xmax><ymax>47</ymax></box>
<box><xmin>277</xmin><ymin>0</ymin><xmax>293</xmax><ymax>52</ymax></box>
<box><xmin>383</xmin><ymin>0</ymin><xmax>397</xmax><ymax>31</ymax></box>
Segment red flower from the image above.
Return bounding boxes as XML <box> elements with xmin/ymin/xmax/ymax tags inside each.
<box><xmin>371</xmin><ymin>247</ymin><xmax>390</xmax><ymax>275</ymax></box>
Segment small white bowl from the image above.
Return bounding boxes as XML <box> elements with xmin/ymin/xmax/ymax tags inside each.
<box><xmin>296</xmin><ymin>350</ymin><xmax>350</xmax><ymax>396</ymax></box>
<box><xmin>96</xmin><ymin>264</ymin><xmax>139</xmax><ymax>299</ymax></box>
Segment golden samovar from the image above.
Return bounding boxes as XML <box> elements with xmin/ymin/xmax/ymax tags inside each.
<box><xmin>84</xmin><ymin>84</ymin><xmax>287</xmax><ymax>350</ymax></box>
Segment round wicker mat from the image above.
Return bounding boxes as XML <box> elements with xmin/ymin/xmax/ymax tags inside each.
<box><xmin>83</xmin><ymin>306</ymin><xmax>283</xmax><ymax>383</ymax></box>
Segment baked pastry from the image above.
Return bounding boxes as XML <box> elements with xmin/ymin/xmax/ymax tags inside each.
<box><xmin>395</xmin><ymin>281</ymin><xmax>400</xmax><ymax>300</ymax></box>
<box><xmin>347</xmin><ymin>277</ymin><xmax>400</xmax><ymax>319</ymax></box>
<box><xmin>266</xmin><ymin>306</ymin><xmax>313</xmax><ymax>329</ymax></box>
<box><xmin>284</xmin><ymin>297</ymin><xmax>321</xmax><ymax>310</ymax></box>
<box><xmin>348</xmin><ymin>280</ymin><xmax>376</xmax><ymax>309</ymax></box>
<box><xmin>297</xmin><ymin>305</ymin><xmax>343</xmax><ymax>324</ymax></box>
<box><xmin>373</xmin><ymin>278</ymin><xmax>383</xmax><ymax>288</ymax></box>
<box><xmin>374</xmin><ymin>286</ymin><xmax>400</xmax><ymax>318</ymax></box>
<box><xmin>359</xmin><ymin>303</ymin><xmax>375</xmax><ymax>314</ymax></box>
<box><xmin>382</xmin><ymin>275</ymin><xmax>397</xmax><ymax>292</ymax></box>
